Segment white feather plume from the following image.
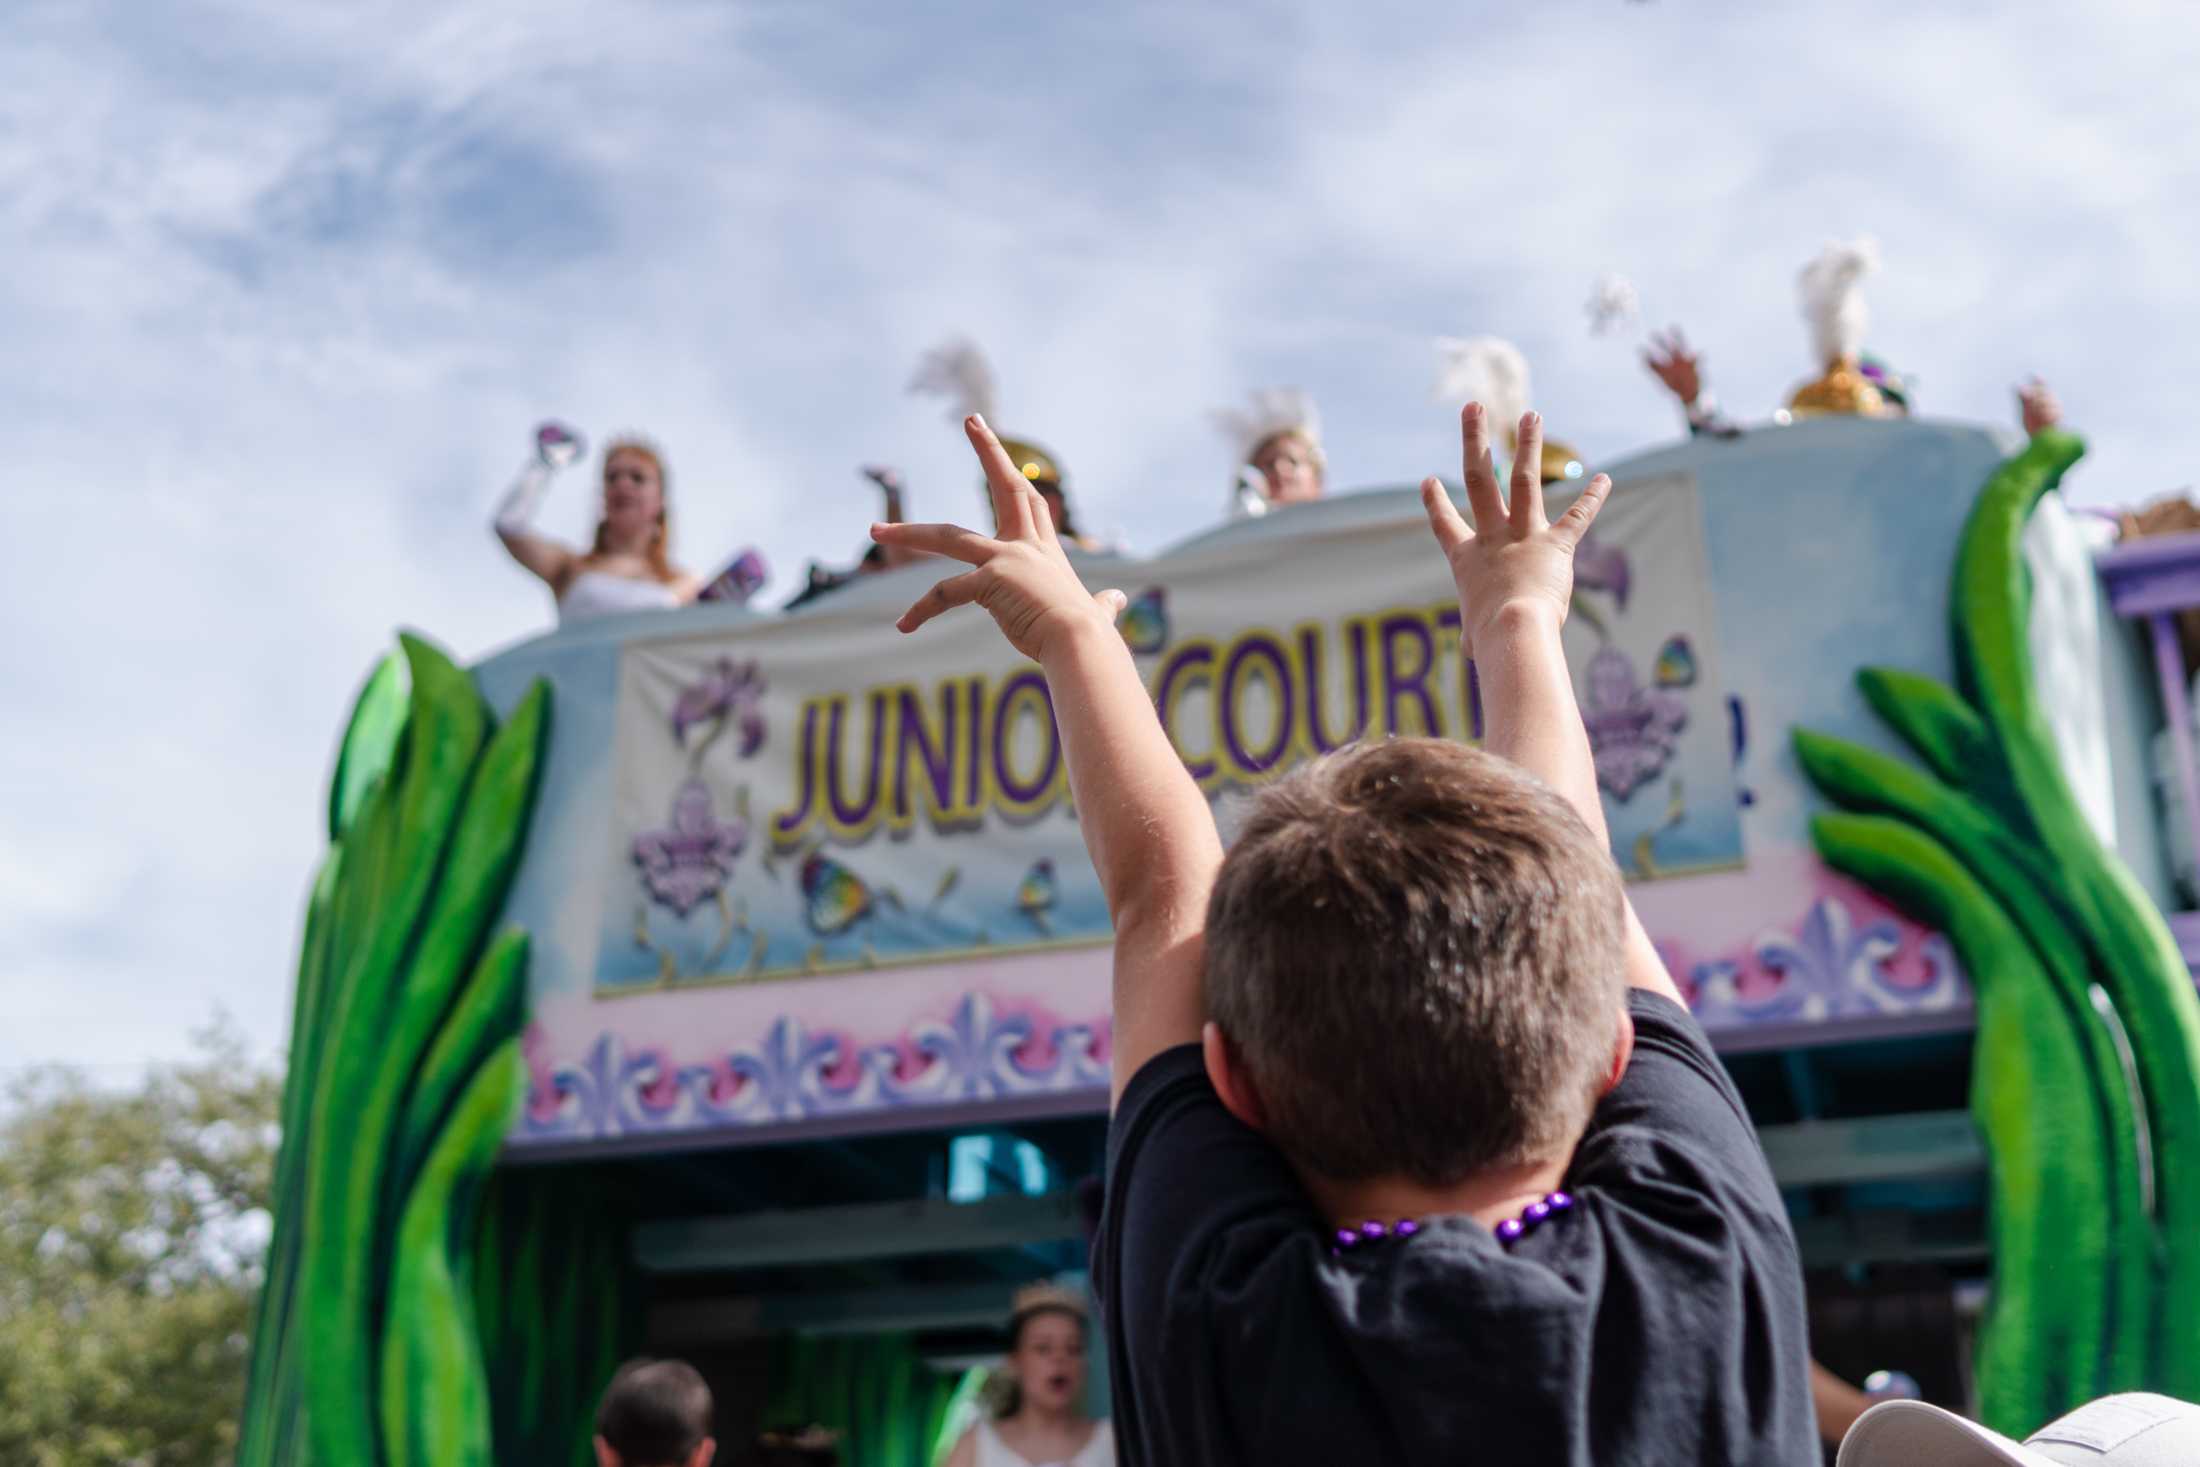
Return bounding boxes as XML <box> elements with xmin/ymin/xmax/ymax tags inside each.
<box><xmin>1433</xmin><ymin>335</ymin><xmax>1531</xmax><ymax>438</ymax></box>
<box><xmin>1797</xmin><ymin>237</ymin><xmax>1880</xmax><ymax>366</ymax></box>
<box><xmin>1585</xmin><ymin>274</ymin><xmax>1640</xmax><ymax>336</ymax></box>
<box><xmin>1209</xmin><ymin>387</ymin><xmax>1322</xmax><ymax>464</ymax></box>
<box><xmin>907</xmin><ymin>336</ymin><xmax>1001</xmax><ymax>424</ymax></box>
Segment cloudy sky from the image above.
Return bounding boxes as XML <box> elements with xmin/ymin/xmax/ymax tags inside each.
<box><xmin>7</xmin><ymin>0</ymin><xmax>2199</xmax><ymax>1075</ymax></box>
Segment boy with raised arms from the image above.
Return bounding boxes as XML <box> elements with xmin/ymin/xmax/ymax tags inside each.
<box><xmin>872</xmin><ymin>406</ymin><xmax>1814</xmax><ymax>1465</ymax></box>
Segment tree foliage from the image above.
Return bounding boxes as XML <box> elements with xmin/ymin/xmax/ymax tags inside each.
<box><xmin>0</xmin><ymin>1022</ymin><xmax>280</xmax><ymax>1466</ymax></box>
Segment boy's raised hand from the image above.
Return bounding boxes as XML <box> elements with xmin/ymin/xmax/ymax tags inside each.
<box><xmin>1421</xmin><ymin>404</ymin><xmax>1612</xmax><ymax>655</ymax></box>
<box><xmin>874</xmin><ymin>415</ymin><xmax>1126</xmax><ymax>660</ymax></box>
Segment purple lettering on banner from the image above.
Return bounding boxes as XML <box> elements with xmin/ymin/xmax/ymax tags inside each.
<box><xmin>993</xmin><ymin>670</ymin><xmax>1062</xmax><ymax>809</ymax></box>
<box><xmin>1435</xmin><ymin>605</ymin><xmax>1482</xmax><ymax>740</ymax></box>
<box><xmin>1220</xmin><ymin>634</ymin><xmax>1296</xmax><ymax>773</ymax></box>
<box><xmin>772</xmin><ymin>701</ymin><xmax>822</xmax><ymax>842</ymax></box>
<box><xmin>1379</xmin><ymin>613</ymin><xmax>1441</xmax><ymax>736</ymax></box>
<box><xmin>894</xmin><ymin>684</ymin><xmax>959</xmax><ymax>824</ymax></box>
<box><xmin>963</xmin><ymin>677</ymin><xmax>986</xmax><ymax>808</ymax></box>
<box><xmin>1153</xmin><ymin>644</ymin><xmax>1217</xmax><ymax>781</ymax></box>
<box><xmin>1300</xmin><ymin>622</ymin><xmax>1372</xmax><ymax>753</ymax></box>
<box><xmin>824</xmin><ymin>691</ymin><xmax>889</xmax><ymax>831</ymax></box>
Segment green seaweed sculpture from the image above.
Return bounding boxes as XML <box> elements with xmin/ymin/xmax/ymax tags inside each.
<box><xmin>1794</xmin><ymin>430</ymin><xmax>2200</xmax><ymax>1431</ymax></box>
<box><xmin>237</xmin><ymin>636</ymin><xmax>552</xmax><ymax>1467</ymax></box>
<box><xmin>472</xmin><ymin>1168</ymin><xmax>642</xmax><ymax>1467</ymax></box>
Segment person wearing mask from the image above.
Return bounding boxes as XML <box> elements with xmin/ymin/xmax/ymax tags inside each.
<box><xmin>1647</xmin><ymin>330</ymin><xmax>2064</xmax><ymax>444</ymax></box>
<box><xmin>942</xmin><ymin>1285</ymin><xmax>1113</xmax><ymax>1467</ymax></box>
<box><xmin>494</xmin><ymin>424</ymin><xmax>702</xmax><ymax>621</ymax></box>
<box><xmin>907</xmin><ymin>337</ymin><xmax>1103</xmax><ymax>550</ymax></box>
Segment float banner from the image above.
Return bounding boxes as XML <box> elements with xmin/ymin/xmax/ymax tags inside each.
<box><xmin>596</xmin><ymin>475</ymin><xmax>1741</xmax><ymax>993</ymax></box>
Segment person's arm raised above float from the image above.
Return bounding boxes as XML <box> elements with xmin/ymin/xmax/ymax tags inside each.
<box><xmin>2019</xmin><ymin>376</ymin><xmax>2062</xmax><ymax>437</ymax></box>
<box><xmin>493</xmin><ymin>424</ymin><xmax>583</xmax><ymax>593</ymax></box>
<box><xmin>1645</xmin><ymin>327</ymin><xmax>1741</xmax><ymax>440</ymax></box>
<box><xmin>874</xmin><ymin>415</ymin><xmax>1224</xmax><ymax>1107</ymax></box>
<box><xmin>1421</xmin><ymin>404</ymin><xmax>1685</xmax><ymax>1006</ymax></box>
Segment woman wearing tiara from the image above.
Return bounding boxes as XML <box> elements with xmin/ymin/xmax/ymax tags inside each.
<box><xmin>1212</xmin><ymin>388</ymin><xmax>1326</xmax><ymax>517</ymax></box>
<box><xmin>493</xmin><ymin>423</ymin><xmax>703</xmax><ymax>622</ymax></box>
<box><xmin>942</xmin><ymin>1285</ymin><xmax>1114</xmax><ymax>1467</ymax></box>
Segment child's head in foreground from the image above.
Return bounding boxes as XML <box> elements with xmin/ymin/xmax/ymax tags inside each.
<box><xmin>1202</xmin><ymin>736</ymin><xmax>1631</xmax><ymax>1186</ymax></box>
<box><xmin>595</xmin><ymin>1358</ymin><xmax>716</xmax><ymax>1467</ymax></box>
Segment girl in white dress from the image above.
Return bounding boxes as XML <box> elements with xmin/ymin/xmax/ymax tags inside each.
<box><xmin>942</xmin><ymin>1286</ymin><xmax>1113</xmax><ymax>1467</ymax></box>
<box><xmin>494</xmin><ymin>425</ymin><xmax>702</xmax><ymax>623</ymax></box>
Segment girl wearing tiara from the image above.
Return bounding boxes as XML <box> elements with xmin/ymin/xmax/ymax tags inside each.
<box><xmin>493</xmin><ymin>424</ymin><xmax>703</xmax><ymax>622</ymax></box>
<box><xmin>1212</xmin><ymin>388</ymin><xmax>1326</xmax><ymax>517</ymax></box>
<box><xmin>942</xmin><ymin>1285</ymin><xmax>1114</xmax><ymax>1467</ymax></box>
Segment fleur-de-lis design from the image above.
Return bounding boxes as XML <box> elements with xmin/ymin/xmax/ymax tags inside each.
<box><xmin>1582</xmin><ymin>645</ymin><xmax>1688</xmax><ymax>800</ymax></box>
<box><xmin>1753</xmin><ymin>897</ymin><xmax>1902</xmax><ymax>1021</ymax></box>
<box><xmin>519</xmin><ymin>1001</ymin><xmax>1122</xmax><ymax>1143</ymax></box>
<box><xmin>632</xmin><ymin>779</ymin><xmax>747</xmax><ymax>917</ymax></box>
<box><xmin>883</xmin><ymin>995</ymin><xmax>1051</xmax><ymax>1102</ymax></box>
<box><xmin>729</xmin><ymin>1017</ymin><xmax>861</xmax><ymax>1121</ymax></box>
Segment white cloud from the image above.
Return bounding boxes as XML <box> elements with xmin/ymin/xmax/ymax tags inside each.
<box><xmin>7</xmin><ymin>0</ymin><xmax>2200</xmax><ymax>1072</ymax></box>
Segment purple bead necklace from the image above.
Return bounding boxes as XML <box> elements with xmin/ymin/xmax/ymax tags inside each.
<box><xmin>1329</xmin><ymin>1190</ymin><xmax>1575</xmax><ymax>1257</ymax></box>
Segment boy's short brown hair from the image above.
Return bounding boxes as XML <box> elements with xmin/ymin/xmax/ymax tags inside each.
<box><xmin>597</xmin><ymin>1357</ymin><xmax>713</xmax><ymax>1467</ymax></box>
<box><xmin>1204</xmin><ymin>737</ymin><xmax>1628</xmax><ymax>1185</ymax></box>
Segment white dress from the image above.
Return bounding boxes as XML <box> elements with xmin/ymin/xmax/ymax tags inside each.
<box><xmin>559</xmin><ymin>569</ymin><xmax>682</xmax><ymax>623</ymax></box>
<box><xmin>974</xmin><ymin>1419</ymin><xmax>1114</xmax><ymax>1467</ymax></box>
<box><xmin>492</xmin><ymin>458</ymin><xmax>684</xmax><ymax>625</ymax></box>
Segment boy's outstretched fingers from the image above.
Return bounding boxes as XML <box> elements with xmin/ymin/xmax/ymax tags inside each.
<box><xmin>1422</xmin><ymin>477</ymin><xmax>1471</xmax><ymax>555</ymax></box>
<box><xmin>1460</xmin><ymin>403</ymin><xmax>1504</xmax><ymax>530</ymax></box>
<box><xmin>1552</xmin><ymin>473</ymin><xmax>1614</xmax><ymax>546</ymax></box>
<box><xmin>965</xmin><ymin>414</ymin><xmax>1046</xmax><ymax>544</ymax></box>
<box><xmin>872</xmin><ymin>520</ymin><xmax>996</xmax><ymax>564</ymax></box>
<box><xmin>1511</xmin><ymin>412</ymin><xmax>1546</xmax><ymax>532</ymax></box>
<box><xmin>894</xmin><ymin>567</ymin><xmax>988</xmax><ymax>635</ymax></box>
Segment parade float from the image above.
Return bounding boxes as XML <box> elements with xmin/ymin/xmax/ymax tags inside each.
<box><xmin>237</xmin><ymin>303</ymin><xmax>2200</xmax><ymax>1464</ymax></box>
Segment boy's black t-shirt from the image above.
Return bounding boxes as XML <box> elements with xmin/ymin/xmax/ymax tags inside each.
<box><xmin>1091</xmin><ymin>990</ymin><xmax>1816</xmax><ymax>1466</ymax></box>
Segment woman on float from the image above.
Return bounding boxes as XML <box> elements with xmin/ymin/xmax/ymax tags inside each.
<box><xmin>942</xmin><ymin>1286</ymin><xmax>1114</xmax><ymax>1467</ymax></box>
<box><xmin>1213</xmin><ymin>388</ymin><xmax>1325</xmax><ymax>517</ymax></box>
<box><xmin>493</xmin><ymin>424</ymin><xmax>702</xmax><ymax>622</ymax></box>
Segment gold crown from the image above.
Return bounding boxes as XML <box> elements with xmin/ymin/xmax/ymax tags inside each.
<box><xmin>1788</xmin><ymin>355</ymin><xmax>1888</xmax><ymax>418</ymax></box>
<box><xmin>995</xmin><ymin>436</ymin><xmax>1064</xmax><ymax>488</ymax></box>
<box><xmin>1504</xmin><ymin>426</ymin><xmax>1586</xmax><ymax>486</ymax></box>
<box><xmin>1010</xmin><ymin>1282</ymin><xmax>1087</xmax><ymax>1320</ymax></box>
<box><xmin>1538</xmin><ymin>437</ymin><xmax>1585</xmax><ymax>485</ymax></box>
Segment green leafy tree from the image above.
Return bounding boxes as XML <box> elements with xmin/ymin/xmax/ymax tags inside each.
<box><xmin>0</xmin><ymin>1022</ymin><xmax>281</xmax><ymax>1466</ymax></box>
